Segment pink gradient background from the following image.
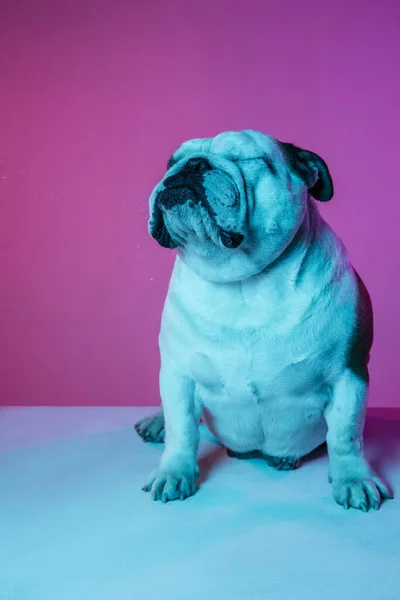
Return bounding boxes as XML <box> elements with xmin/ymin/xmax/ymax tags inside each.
<box><xmin>0</xmin><ymin>0</ymin><xmax>399</xmax><ymax>407</ymax></box>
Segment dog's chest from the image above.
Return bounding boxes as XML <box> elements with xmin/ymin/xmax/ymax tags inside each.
<box><xmin>161</xmin><ymin>265</ymin><xmax>342</xmax><ymax>403</ymax></box>
<box><xmin>188</xmin><ymin>327</ymin><xmax>324</xmax><ymax>404</ymax></box>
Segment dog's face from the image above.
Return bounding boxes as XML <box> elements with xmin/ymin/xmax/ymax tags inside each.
<box><xmin>148</xmin><ymin>130</ymin><xmax>333</xmax><ymax>283</ymax></box>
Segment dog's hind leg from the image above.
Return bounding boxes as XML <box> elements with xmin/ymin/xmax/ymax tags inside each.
<box><xmin>135</xmin><ymin>410</ymin><xmax>165</xmax><ymax>443</ymax></box>
<box><xmin>262</xmin><ymin>454</ymin><xmax>300</xmax><ymax>470</ymax></box>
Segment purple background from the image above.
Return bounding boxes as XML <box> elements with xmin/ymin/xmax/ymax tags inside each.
<box><xmin>0</xmin><ymin>0</ymin><xmax>399</xmax><ymax>406</ymax></box>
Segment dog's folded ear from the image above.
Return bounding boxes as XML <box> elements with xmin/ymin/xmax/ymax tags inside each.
<box><xmin>282</xmin><ymin>143</ymin><xmax>334</xmax><ymax>202</ymax></box>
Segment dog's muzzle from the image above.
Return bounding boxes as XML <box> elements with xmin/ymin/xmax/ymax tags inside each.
<box><xmin>155</xmin><ymin>157</ymin><xmax>244</xmax><ymax>249</ymax></box>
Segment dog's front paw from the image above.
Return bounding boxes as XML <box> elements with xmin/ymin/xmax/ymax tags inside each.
<box><xmin>331</xmin><ymin>473</ymin><xmax>393</xmax><ymax>511</ymax></box>
<box><xmin>142</xmin><ymin>465</ymin><xmax>200</xmax><ymax>503</ymax></box>
<box><xmin>135</xmin><ymin>411</ymin><xmax>165</xmax><ymax>443</ymax></box>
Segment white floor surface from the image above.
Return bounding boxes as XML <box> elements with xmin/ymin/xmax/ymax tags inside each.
<box><xmin>1</xmin><ymin>406</ymin><xmax>399</xmax><ymax>600</ymax></box>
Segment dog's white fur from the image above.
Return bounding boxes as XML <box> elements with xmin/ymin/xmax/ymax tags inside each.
<box><xmin>140</xmin><ymin>130</ymin><xmax>392</xmax><ymax>510</ymax></box>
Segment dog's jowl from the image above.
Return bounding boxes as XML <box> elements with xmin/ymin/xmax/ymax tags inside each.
<box><xmin>135</xmin><ymin>129</ymin><xmax>393</xmax><ymax>511</ymax></box>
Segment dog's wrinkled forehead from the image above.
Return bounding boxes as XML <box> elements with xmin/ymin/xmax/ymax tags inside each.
<box><xmin>169</xmin><ymin>130</ymin><xmax>282</xmax><ymax>166</ymax></box>
<box><xmin>212</xmin><ymin>130</ymin><xmax>281</xmax><ymax>159</ymax></box>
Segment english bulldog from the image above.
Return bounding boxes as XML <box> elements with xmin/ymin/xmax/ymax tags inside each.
<box><xmin>135</xmin><ymin>129</ymin><xmax>393</xmax><ymax>511</ymax></box>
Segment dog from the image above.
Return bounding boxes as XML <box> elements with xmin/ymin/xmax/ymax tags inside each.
<box><xmin>135</xmin><ymin>129</ymin><xmax>393</xmax><ymax>511</ymax></box>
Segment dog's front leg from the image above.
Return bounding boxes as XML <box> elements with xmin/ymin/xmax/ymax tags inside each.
<box><xmin>325</xmin><ymin>369</ymin><xmax>393</xmax><ymax>511</ymax></box>
<box><xmin>142</xmin><ymin>368</ymin><xmax>201</xmax><ymax>503</ymax></box>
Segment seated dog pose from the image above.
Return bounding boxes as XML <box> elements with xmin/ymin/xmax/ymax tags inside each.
<box><xmin>135</xmin><ymin>130</ymin><xmax>392</xmax><ymax>511</ymax></box>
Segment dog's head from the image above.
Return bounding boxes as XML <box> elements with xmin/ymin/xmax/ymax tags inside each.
<box><xmin>149</xmin><ymin>130</ymin><xmax>333</xmax><ymax>283</ymax></box>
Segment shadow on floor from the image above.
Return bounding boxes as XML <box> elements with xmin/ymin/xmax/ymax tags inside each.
<box><xmin>364</xmin><ymin>415</ymin><xmax>400</xmax><ymax>478</ymax></box>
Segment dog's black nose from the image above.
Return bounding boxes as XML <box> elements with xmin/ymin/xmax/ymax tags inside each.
<box><xmin>163</xmin><ymin>157</ymin><xmax>211</xmax><ymax>191</ymax></box>
<box><xmin>160</xmin><ymin>157</ymin><xmax>212</xmax><ymax>209</ymax></box>
<box><xmin>184</xmin><ymin>157</ymin><xmax>211</xmax><ymax>174</ymax></box>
